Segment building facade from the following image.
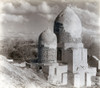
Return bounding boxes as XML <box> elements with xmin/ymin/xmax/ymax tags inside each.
<box><xmin>37</xmin><ymin>7</ymin><xmax>100</xmax><ymax>87</ymax></box>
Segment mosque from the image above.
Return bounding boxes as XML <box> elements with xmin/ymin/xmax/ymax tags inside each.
<box><xmin>37</xmin><ymin>7</ymin><xmax>100</xmax><ymax>88</ymax></box>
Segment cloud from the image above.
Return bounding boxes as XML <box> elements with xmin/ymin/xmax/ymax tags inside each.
<box><xmin>1</xmin><ymin>1</ymin><xmax>36</xmax><ymax>14</ymax></box>
<box><xmin>0</xmin><ymin>13</ymin><xmax>28</xmax><ymax>23</ymax></box>
<box><xmin>61</xmin><ymin>0</ymin><xmax>66</xmax><ymax>2</ymax></box>
<box><xmin>38</xmin><ymin>13</ymin><xmax>56</xmax><ymax>21</ymax></box>
<box><xmin>0</xmin><ymin>1</ymin><xmax>58</xmax><ymax>21</ymax></box>
<box><xmin>85</xmin><ymin>2</ymin><xmax>98</xmax><ymax>11</ymax></box>
<box><xmin>71</xmin><ymin>6</ymin><xmax>99</xmax><ymax>28</ymax></box>
<box><xmin>37</xmin><ymin>1</ymin><xmax>58</xmax><ymax>21</ymax></box>
<box><xmin>37</xmin><ymin>1</ymin><xmax>51</xmax><ymax>14</ymax></box>
<box><xmin>19</xmin><ymin>1</ymin><xmax>37</xmax><ymax>13</ymax></box>
<box><xmin>1</xmin><ymin>2</ymin><xmax>16</xmax><ymax>13</ymax></box>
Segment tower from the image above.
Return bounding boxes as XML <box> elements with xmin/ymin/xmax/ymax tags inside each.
<box><xmin>38</xmin><ymin>29</ymin><xmax>57</xmax><ymax>64</ymax></box>
<box><xmin>38</xmin><ymin>29</ymin><xmax>68</xmax><ymax>85</ymax></box>
<box><xmin>54</xmin><ymin>7</ymin><xmax>96</xmax><ymax>87</ymax></box>
<box><xmin>37</xmin><ymin>7</ymin><xmax>97</xmax><ymax>88</ymax></box>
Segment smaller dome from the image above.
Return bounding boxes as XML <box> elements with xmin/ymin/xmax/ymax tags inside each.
<box><xmin>39</xmin><ymin>29</ymin><xmax>57</xmax><ymax>49</ymax></box>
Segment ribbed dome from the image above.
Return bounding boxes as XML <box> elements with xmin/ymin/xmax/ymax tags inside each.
<box><xmin>39</xmin><ymin>29</ymin><xmax>57</xmax><ymax>49</ymax></box>
<box><xmin>54</xmin><ymin>7</ymin><xmax>82</xmax><ymax>38</ymax></box>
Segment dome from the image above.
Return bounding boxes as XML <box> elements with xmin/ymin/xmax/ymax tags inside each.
<box><xmin>39</xmin><ymin>29</ymin><xmax>57</xmax><ymax>49</ymax></box>
<box><xmin>54</xmin><ymin>7</ymin><xmax>82</xmax><ymax>39</ymax></box>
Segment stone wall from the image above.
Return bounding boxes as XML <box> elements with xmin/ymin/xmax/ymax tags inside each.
<box><xmin>62</xmin><ymin>48</ymin><xmax>88</xmax><ymax>73</ymax></box>
<box><xmin>38</xmin><ymin>46</ymin><xmax>57</xmax><ymax>63</ymax></box>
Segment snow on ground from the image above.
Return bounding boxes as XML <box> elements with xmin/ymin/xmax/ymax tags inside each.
<box><xmin>0</xmin><ymin>55</ymin><xmax>53</xmax><ymax>88</ymax></box>
<box><xmin>0</xmin><ymin>55</ymin><xmax>69</xmax><ymax>88</ymax></box>
<box><xmin>0</xmin><ymin>55</ymin><xmax>98</xmax><ymax>88</ymax></box>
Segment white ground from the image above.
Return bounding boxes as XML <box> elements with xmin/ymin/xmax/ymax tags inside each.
<box><xmin>0</xmin><ymin>55</ymin><xmax>71</xmax><ymax>88</ymax></box>
<box><xmin>0</xmin><ymin>55</ymin><xmax>52</xmax><ymax>88</ymax></box>
<box><xmin>0</xmin><ymin>55</ymin><xmax>99</xmax><ymax>88</ymax></box>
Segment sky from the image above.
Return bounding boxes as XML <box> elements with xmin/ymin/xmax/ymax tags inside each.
<box><xmin>0</xmin><ymin>0</ymin><xmax>99</xmax><ymax>41</ymax></box>
<box><xmin>0</xmin><ymin>0</ymin><xmax>100</xmax><ymax>58</ymax></box>
<box><xmin>0</xmin><ymin>0</ymin><xmax>63</xmax><ymax>40</ymax></box>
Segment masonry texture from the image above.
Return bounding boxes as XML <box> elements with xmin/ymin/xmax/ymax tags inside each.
<box><xmin>37</xmin><ymin>7</ymin><xmax>100</xmax><ymax>88</ymax></box>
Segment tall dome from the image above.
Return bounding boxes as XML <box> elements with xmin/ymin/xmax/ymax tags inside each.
<box><xmin>38</xmin><ymin>29</ymin><xmax>57</xmax><ymax>64</ymax></box>
<box><xmin>54</xmin><ymin>7</ymin><xmax>82</xmax><ymax>43</ymax></box>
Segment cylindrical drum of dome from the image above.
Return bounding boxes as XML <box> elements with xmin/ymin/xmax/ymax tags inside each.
<box><xmin>38</xmin><ymin>29</ymin><xmax>57</xmax><ymax>64</ymax></box>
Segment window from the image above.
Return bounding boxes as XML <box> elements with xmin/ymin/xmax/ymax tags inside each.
<box><xmin>57</xmin><ymin>48</ymin><xmax>62</xmax><ymax>61</ymax></box>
